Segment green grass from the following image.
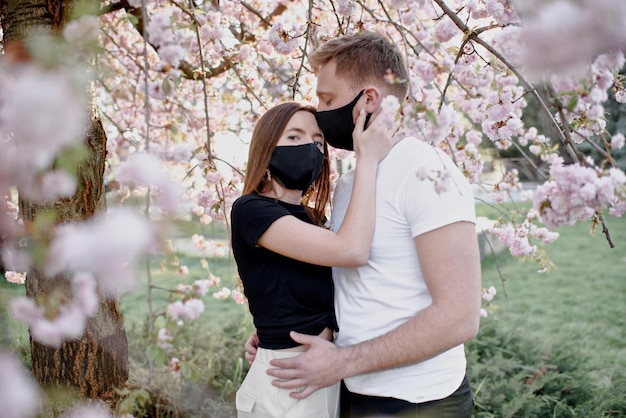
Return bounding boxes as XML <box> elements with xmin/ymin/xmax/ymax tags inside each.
<box><xmin>481</xmin><ymin>214</ymin><xmax>626</xmax><ymax>370</ymax></box>
<box><xmin>0</xmin><ymin>281</ymin><xmax>30</xmax><ymax>362</ymax></box>
<box><xmin>472</xmin><ymin>213</ymin><xmax>626</xmax><ymax>416</ymax></box>
<box><xmin>117</xmin><ymin>242</ymin><xmax>253</xmax><ymax>415</ymax></box>
<box><xmin>119</xmin><ymin>253</ymin><xmax>243</xmax><ymax>330</ymax></box>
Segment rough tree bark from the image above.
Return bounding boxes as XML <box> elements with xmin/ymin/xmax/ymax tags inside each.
<box><xmin>1</xmin><ymin>0</ymin><xmax>128</xmax><ymax>407</ymax></box>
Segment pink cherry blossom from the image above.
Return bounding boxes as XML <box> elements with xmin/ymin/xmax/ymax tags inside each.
<box><xmin>158</xmin><ymin>44</ymin><xmax>186</xmax><ymax>68</ymax></box>
<box><xmin>176</xmin><ymin>283</ymin><xmax>192</xmax><ymax>294</ymax></box>
<box><xmin>336</xmin><ymin>0</ymin><xmax>356</xmax><ymax>16</ymax></box>
<box><xmin>534</xmin><ymin>162</ymin><xmax>626</xmax><ymax>228</ymax></box>
<box><xmin>157</xmin><ymin>328</ymin><xmax>174</xmax><ymax>349</ymax></box>
<box><xmin>193</xmin><ymin>279</ymin><xmax>211</xmax><ymax>296</ymax></box>
<box><xmin>520</xmin><ymin>189</ymin><xmax>535</xmax><ymax>202</ymax></box>
<box><xmin>268</xmin><ymin>22</ymin><xmax>300</xmax><ymax>55</ymax></box>
<box><xmin>166</xmin><ymin>300</ymin><xmax>185</xmax><ymax>321</ymax></box>
<box><xmin>9</xmin><ymin>297</ymin><xmax>43</xmax><ymax>324</ymax></box>
<box><xmin>127</xmin><ymin>0</ymin><xmax>150</xmax><ymax>7</ymax></box>
<box><xmin>410</xmin><ymin>58</ymin><xmax>436</xmax><ymax>84</ymax></box>
<box><xmin>0</xmin><ymin>65</ymin><xmax>87</xmax><ymax>172</ymax></box>
<box><xmin>231</xmin><ymin>289</ymin><xmax>246</xmax><ymax>305</ymax></box>
<box><xmin>181</xmin><ymin>298</ymin><xmax>204</xmax><ymax>321</ymax></box>
<box><xmin>379</xmin><ymin>95</ymin><xmax>401</xmax><ymax>131</ymax></box>
<box><xmin>146</xmin><ymin>10</ymin><xmax>175</xmax><ymax>46</ymax></box>
<box><xmin>0</xmin><ymin>353</ymin><xmax>42</xmax><ymax>418</ymax></box>
<box><xmin>433</xmin><ymin>18</ymin><xmax>458</xmax><ymax>43</ymax></box>
<box><xmin>391</xmin><ymin>0</ymin><xmax>415</xmax><ymax>7</ymax></box>
<box><xmin>1</xmin><ymin>245</ymin><xmax>31</xmax><ymax>275</ymax></box>
<box><xmin>166</xmin><ymin>298</ymin><xmax>204</xmax><ymax>321</ymax></box>
<box><xmin>482</xmin><ymin>286</ymin><xmax>497</xmax><ymax>302</ymax></box>
<box><xmin>116</xmin><ymin>153</ymin><xmax>181</xmax><ymax>212</ymax></box>
<box><xmin>487</xmin><ymin>0</ymin><xmax>520</xmax><ymax>25</ymax></box>
<box><xmin>10</xmin><ymin>297</ymin><xmax>89</xmax><ymax>347</ymax></box>
<box><xmin>465</xmin><ymin>130</ymin><xmax>483</xmax><ymax>146</ymax></box>
<box><xmin>423</xmin><ymin>104</ymin><xmax>456</xmax><ymax>146</ymax></box>
<box><xmin>72</xmin><ymin>272</ymin><xmax>99</xmax><ymax>317</ymax></box>
<box><xmin>208</xmin><ymin>274</ymin><xmax>221</xmax><ymax>287</ymax></box>
<box><xmin>490</xmin><ymin>223</ymin><xmax>537</xmax><ymax>257</ymax></box>
<box><xmin>147</xmin><ymin>81</ymin><xmax>172</xmax><ymax>100</ymax></box>
<box><xmin>519</xmin><ymin>0</ymin><xmax>626</xmax><ymax>77</ymax></box>
<box><xmin>5</xmin><ymin>271</ymin><xmax>26</xmax><ymax>285</ymax></box>
<box><xmin>46</xmin><ymin>208</ymin><xmax>155</xmax><ymax>295</ymax></box>
<box><xmin>212</xmin><ymin>287</ymin><xmax>231</xmax><ymax>300</ymax></box>
<box><xmin>168</xmin><ymin>357</ymin><xmax>181</xmax><ymax>377</ymax></box>
<box><xmin>38</xmin><ymin>170</ymin><xmax>77</xmax><ymax>200</ymax></box>
<box><xmin>200</xmin><ymin>14</ymin><xmax>224</xmax><ymax>42</ymax></box>
<box><xmin>61</xmin><ymin>401</ymin><xmax>113</xmax><ymax>418</ymax></box>
<box><xmin>63</xmin><ymin>15</ymin><xmax>100</xmax><ymax>43</ymax></box>
<box><xmin>491</xmin><ymin>26</ymin><xmax>522</xmax><ymax>64</ymax></box>
<box><xmin>467</xmin><ymin>0</ymin><xmax>488</xmax><ymax>19</ymax></box>
<box><xmin>192</xmin><ymin>234</ymin><xmax>207</xmax><ymax>251</ymax></box>
<box><xmin>611</xmin><ymin>133</ymin><xmax>625</xmax><ymax>150</ymax></box>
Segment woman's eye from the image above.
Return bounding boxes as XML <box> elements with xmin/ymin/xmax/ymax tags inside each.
<box><xmin>314</xmin><ymin>141</ymin><xmax>324</xmax><ymax>151</ymax></box>
<box><xmin>287</xmin><ymin>135</ymin><xmax>300</xmax><ymax>141</ymax></box>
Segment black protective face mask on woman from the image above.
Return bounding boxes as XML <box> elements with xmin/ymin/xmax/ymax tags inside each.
<box><xmin>314</xmin><ymin>89</ymin><xmax>372</xmax><ymax>151</ymax></box>
<box><xmin>268</xmin><ymin>143</ymin><xmax>324</xmax><ymax>191</ymax></box>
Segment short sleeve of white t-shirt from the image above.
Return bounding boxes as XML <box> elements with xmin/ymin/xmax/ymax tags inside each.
<box><xmin>397</xmin><ymin>139</ymin><xmax>476</xmax><ymax>237</ymax></box>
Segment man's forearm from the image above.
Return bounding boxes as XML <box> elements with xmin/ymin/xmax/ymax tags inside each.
<box><xmin>336</xmin><ymin>303</ymin><xmax>480</xmax><ymax>380</ymax></box>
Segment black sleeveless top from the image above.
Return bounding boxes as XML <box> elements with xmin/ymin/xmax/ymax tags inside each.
<box><xmin>230</xmin><ymin>194</ymin><xmax>338</xmax><ymax>349</ymax></box>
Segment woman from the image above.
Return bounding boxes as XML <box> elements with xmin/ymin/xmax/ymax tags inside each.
<box><xmin>231</xmin><ymin>102</ymin><xmax>395</xmax><ymax>417</ymax></box>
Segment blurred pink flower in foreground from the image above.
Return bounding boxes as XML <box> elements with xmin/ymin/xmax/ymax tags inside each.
<box><xmin>0</xmin><ymin>352</ymin><xmax>41</xmax><ymax>418</ymax></box>
<box><xmin>46</xmin><ymin>208</ymin><xmax>156</xmax><ymax>295</ymax></box>
<box><xmin>518</xmin><ymin>0</ymin><xmax>626</xmax><ymax>77</ymax></box>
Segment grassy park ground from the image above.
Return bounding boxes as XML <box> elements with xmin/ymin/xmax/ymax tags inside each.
<box><xmin>469</xmin><ymin>210</ymin><xmax>626</xmax><ymax>417</ymax></box>
<box><xmin>1</xmin><ymin>212</ymin><xmax>625</xmax><ymax>416</ymax></box>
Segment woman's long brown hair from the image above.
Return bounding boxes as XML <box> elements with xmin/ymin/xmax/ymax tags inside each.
<box><xmin>242</xmin><ymin>102</ymin><xmax>331</xmax><ymax>226</ymax></box>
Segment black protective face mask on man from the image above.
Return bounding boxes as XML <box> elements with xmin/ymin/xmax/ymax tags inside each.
<box><xmin>268</xmin><ymin>143</ymin><xmax>324</xmax><ymax>191</ymax></box>
<box><xmin>314</xmin><ymin>90</ymin><xmax>372</xmax><ymax>151</ymax></box>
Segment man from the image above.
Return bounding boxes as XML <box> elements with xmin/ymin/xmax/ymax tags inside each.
<box><xmin>248</xmin><ymin>31</ymin><xmax>481</xmax><ymax>417</ymax></box>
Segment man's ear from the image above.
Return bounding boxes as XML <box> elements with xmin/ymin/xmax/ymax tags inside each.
<box><xmin>363</xmin><ymin>86</ymin><xmax>383</xmax><ymax>113</ymax></box>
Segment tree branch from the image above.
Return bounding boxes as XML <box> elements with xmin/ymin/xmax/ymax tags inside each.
<box><xmin>599</xmin><ymin>213</ymin><xmax>615</xmax><ymax>248</ymax></box>
<box><xmin>114</xmin><ymin>3</ymin><xmax>233</xmax><ymax>81</ymax></box>
<box><xmin>433</xmin><ymin>0</ymin><xmax>578</xmax><ymax>161</ymax></box>
<box><xmin>290</xmin><ymin>0</ymin><xmax>314</xmax><ymax>100</ymax></box>
<box><xmin>240</xmin><ymin>1</ymin><xmax>272</xmax><ymax>28</ymax></box>
<box><xmin>237</xmin><ymin>0</ymin><xmax>292</xmax><ymax>31</ymax></box>
<box><xmin>98</xmin><ymin>1</ymin><xmax>126</xmax><ymax>16</ymax></box>
<box><xmin>432</xmin><ymin>0</ymin><xmax>618</xmax><ymax>248</ymax></box>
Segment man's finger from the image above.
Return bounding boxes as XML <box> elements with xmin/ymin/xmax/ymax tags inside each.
<box><xmin>273</xmin><ymin>379</ymin><xmax>320</xmax><ymax>399</ymax></box>
<box><xmin>271</xmin><ymin>377</ymin><xmax>308</xmax><ymax>390</ymax></box>
<box><xmin>268</xmin><ymin>356</ymin><xmax>299</xmax><ymax>370</ymax></box>
<box><xmin>288</xmin><ymin>330</ymin><xmax>318</xmax><ymax>346</ymax></box>
<box><xmin>289</xmin><ymin>385</ymin><xmax>319</xmax><ymax>399</ymax></box>
<box><xmin>353</xmin><ymin>109</ymin><xmax>366</xmax><ymax>136</ymax></box>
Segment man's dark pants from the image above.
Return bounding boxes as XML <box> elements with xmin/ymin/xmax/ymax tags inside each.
<box><xmin>340</xmin><ymin>374</ymin><xmax>473</xmax><ymax>417</ymax></box>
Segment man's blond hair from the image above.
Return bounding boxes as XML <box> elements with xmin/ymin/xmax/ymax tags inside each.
<box><xmin>310</xmin><ymin>32</ymin><xmax>409</xmax><ymax>101</ymax></box>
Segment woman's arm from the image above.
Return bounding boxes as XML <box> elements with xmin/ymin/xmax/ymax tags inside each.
<box><xmin>257</xmin><ymin>110</ymin><xmax>396</xmax><ymax>267</ymax></box>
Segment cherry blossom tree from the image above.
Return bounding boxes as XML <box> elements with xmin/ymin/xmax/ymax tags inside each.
<box><xmin>93</xmin><ymin>0</ymin><xmax>625</xmax><ymax>270</ymax></box>
<box><xmin>1</xmin><ymin>0</ymin><xmax>129</xmax><ymax>410</ymax></box>
<box><xmin>1</xmin><ymin>0</ymin><xmax>625</xmax><ymax>415</ymax></box>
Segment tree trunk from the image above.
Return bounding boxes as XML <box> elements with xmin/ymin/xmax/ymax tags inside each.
<box><xmin>1</xmin><ymin>0</ymin><xmax>128</xmax><ymax>406</ymax></box>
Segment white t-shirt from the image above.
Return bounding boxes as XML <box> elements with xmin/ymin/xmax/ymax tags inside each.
<box><xmin>331</xmin><ymin>136</ymin><xmax>476</xmax><ymax>403</ymax></box>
